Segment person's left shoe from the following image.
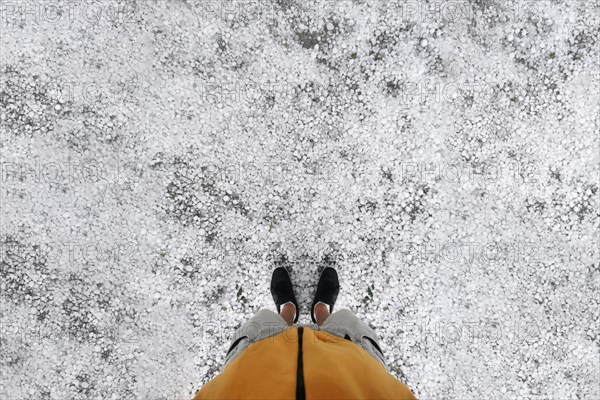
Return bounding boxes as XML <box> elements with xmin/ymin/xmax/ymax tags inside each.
<box><xmin>270</xmin><ymin>267</ymin><xmax>299</xmax><ymax>323</ymax></box>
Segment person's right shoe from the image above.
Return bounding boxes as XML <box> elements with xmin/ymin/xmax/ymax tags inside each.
<box><xmin>310</xmin><ymin>267</ymin><xmax>340</xmax><ymax>323</ymax></box>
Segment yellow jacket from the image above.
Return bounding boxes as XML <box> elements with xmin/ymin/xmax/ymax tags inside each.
<box><xmin>195</xmin><ymin>326</ymin><xmax>416</xmax><ymax>400</ymax></box>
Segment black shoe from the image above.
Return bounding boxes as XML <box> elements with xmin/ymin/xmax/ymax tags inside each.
<box><xmin>310</xmin><ymin>267</ymin><xmax>340</xmax><ymax>323</ymax></box>
<box><xmin>270</xmin><ymin>267</ymin><xmax>299</xmax><ymax>323</ymax></box>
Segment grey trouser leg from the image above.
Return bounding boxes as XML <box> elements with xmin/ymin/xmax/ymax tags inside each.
<box><xmin>320</xmin><ymin>309</ymin><xmax>388</xmax><ymax>370</ymax></box>
<box><xmin>222</xmin><ymin>309</ymin><xmax>289</xmax><ymax>368</ymax></box>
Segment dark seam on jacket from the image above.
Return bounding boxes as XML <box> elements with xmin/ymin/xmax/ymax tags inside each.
<box><xmin>296</xmin><ymin>327</ymin><xmax>306</xmax><ymax>400</ymax></box>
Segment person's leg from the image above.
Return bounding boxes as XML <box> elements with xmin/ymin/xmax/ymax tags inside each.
<box><xmin>224</xmin><ymin>267</ymin><xmax>298</xmax><ymax>368</ymax></box>
<box><xmin>280</xmin><ymin>301</ymin><xmax>296</xmax><ymax>325</ymax></box>
<box><xmin>223</xmin><ymin>309</ymin><xmax>289</xmax><ymax>369</ymax></box>
<box><xmin>314</xmin><ymin>302</ymin><xmax>330</xmax><ymax>326</ymax></box>
<box><xmin>271</xmin><ymin>267</ymin><xmax>300</xmax><ymax>324</ymax></box>
<box><xmin>310</xmin><ymin>267</ymin><xmax>339</xmax><ymax>324</ymax></box>
<box><xmin>320</xmin><ymin>308</ymin><xmax>388</xmax><ymax>370</ymax></box>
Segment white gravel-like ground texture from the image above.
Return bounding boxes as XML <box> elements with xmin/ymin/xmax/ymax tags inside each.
<box><xmin>1</xmin><ymin>0</ymin><xmax>599</xmax><ymax>399</ymax></box>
